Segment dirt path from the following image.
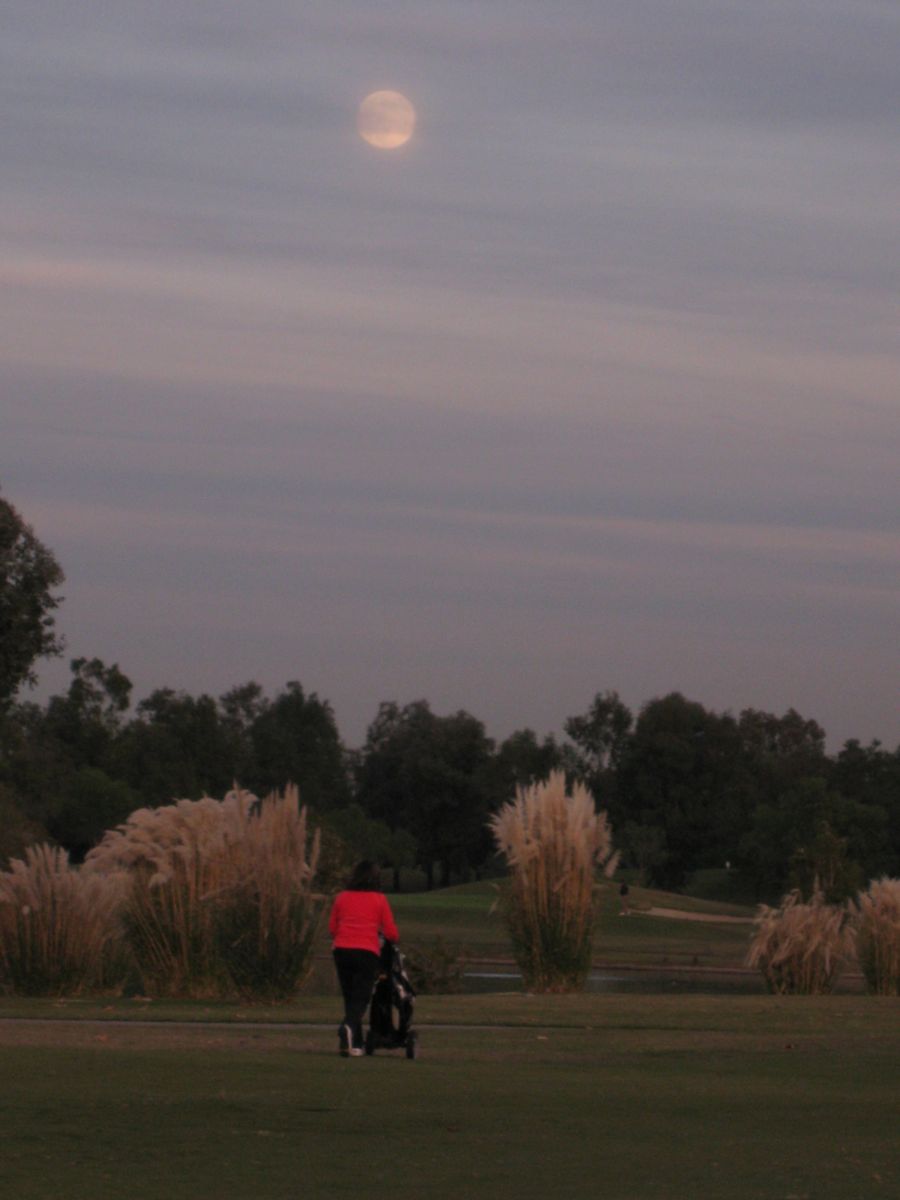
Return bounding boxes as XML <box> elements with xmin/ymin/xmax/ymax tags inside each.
<box><xmin>0</xmin><ymin>1018</ymin><xmax>319</xmax><ymax>1051</ymax></box>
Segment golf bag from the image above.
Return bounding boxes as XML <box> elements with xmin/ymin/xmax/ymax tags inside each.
<box><xmin>365</xmin><ymin>940</ymin><xmax>418</xmax><ymax>1059</ymax></box>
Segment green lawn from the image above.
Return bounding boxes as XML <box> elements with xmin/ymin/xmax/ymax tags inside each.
<box><xmin>390</xmin><ymin>878</ymin><xmax>759</xmax><ymax>968</ymax></box>
<box><xmin>2</xmin><ymin>882</ymin><xmax>892</xmax><ymax>1199</ymax></box>
<box><xmin>0</xmin><ymin>995</ymin><xmax>897</xmax><ymax>1200</ymax></box>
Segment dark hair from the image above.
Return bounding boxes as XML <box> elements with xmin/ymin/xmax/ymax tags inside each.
<box><xmin>346</xmin><ymin>860</ymin><xmax>381</xmax><ymax>892</ymax></box>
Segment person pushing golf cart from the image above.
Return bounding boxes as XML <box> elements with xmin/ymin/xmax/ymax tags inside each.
<box><xmin>329</xmin><ymin>860</ymin><xmax>417</xmax><ymax>1059</ymax></box>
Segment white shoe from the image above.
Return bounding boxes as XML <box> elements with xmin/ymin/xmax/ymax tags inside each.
<box><xmin>349</xmin><ymin>1047</ymin><xmax>364</xmax><ymax>1057</ymax></box>
<box><xmin>338</xmin><ymin>1024</ymin><xmax>352</xmax><ymax>1057</ymax></box>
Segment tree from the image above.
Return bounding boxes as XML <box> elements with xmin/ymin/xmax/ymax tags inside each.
<box><xmin>565</xmin><ymin>690</ymin><xmax>633</xmax><ymax>778</ymax></box>
<box><xmin>42</xmin><ymin>657</ymin><xmax>133</xmax><ymax>770</ymax></box>
<box><xmin>733</xmin><ymin>707</ymin><xmax>832</xmax><ymax>897</ymax></box>
<box><xmin>0</xmin><ymin>782</ymin><xmax>45</xmax><ymax>867</ymax></box>
<box><xmin>736</xmin><ymin>708</ymin><xmax>827</xmax><ymax>785</ymax></box>
<box><xmin>318</xmin><ymin>803</ymin><xmax>418</xmax><ymax>891</ymax></box>
<box><xmin>4</xmin><ymin>659</ymin><xmax>138</xmax><ymax>859</ymax></box>
<box><xmin>45</xmin><ymin>767</ymin><xmax>140</xmax><ymax>863</ymax></box>
<box><xmin>832</xmin><ymin>740</ymin><xmax>900</xmax><ymax>877</ymax></box>
<box><xmin>615</xmin><ymin>693</ymin><xmax>747</xmax><ymax>888</ymax></box>
<box><xmin>114</xmin><ymin>687</ymin><xmax>237</xmax><ymax>806</ymax></box>
<box><xmin>564</xmin><ymin>690</ymin><xmax>633</xmax><ymax>818</ymax></box>
<box><xmin>0</xmin><ymin>492</ymin><xmax>65</xmax><ymax>710</ymax></box>
<box><xmin>219</xmin><ymin>681</ymin><xmax>266</xmax><ymax>786</ymax></box>
<box><xmin>494</xmin><ymin>728</ymin><xmax>563</xmax><ymax>795</ymax></box>
<box><xmin>355</xmin><ymin>701</ymin><xmax>499</xmax><ymax>888</ymax></box>
<box><xmin>788</xmin><ymin>820</ymin><xmax>862</xmax><ymax>904</ymax></box>
<box><xmin>739</xmin><ymin>777</ymin><xmax>865</xmax><ymax>901</ymax></box>
<box><xmin>248</xmin><ymin>682</ymin><xmax>350</xmax><ymax>807</ymax></box>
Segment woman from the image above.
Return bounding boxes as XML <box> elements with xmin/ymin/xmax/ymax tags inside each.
<box><xmin>328</xmin><ymin>860</ymin><xmax>399</xmax><ymax>1057</ymax></box>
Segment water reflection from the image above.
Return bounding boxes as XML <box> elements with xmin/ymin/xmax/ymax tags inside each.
<box><xmin>465</xmin><ymin>968</ymin><xmax>766</xmax><ymax>995</ymax></box>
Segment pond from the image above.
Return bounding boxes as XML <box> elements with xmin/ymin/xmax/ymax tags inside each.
<box><xmin>465</xmin><ymin>968</ymin><xmax>763</xmax><ymax>995</ymax></box>
<box><xmin>464</xmin><ymin>967</ymin><xmax>864</xmax><ymax>995</ymax></box>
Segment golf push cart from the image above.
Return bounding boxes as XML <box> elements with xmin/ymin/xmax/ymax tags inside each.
<box><xmin>365</xmin><ymin>940</ymin><xmax>418</xmax><ymax>1060</ymax></box>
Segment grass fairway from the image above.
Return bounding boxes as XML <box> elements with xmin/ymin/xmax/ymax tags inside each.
<box><xmin>390</xmin><ymin>879</ymin><xmax>757</xmax><ymax>968</ymax></box>
<box><xmin>1</xmin><ymin>995</ymin><xmax>897</xmax><ymax>1200</ymax></box>
<box><xmin>349</xmin><ymin>882</ymin><xmax>767</xmax><ymax>999</ymax></box>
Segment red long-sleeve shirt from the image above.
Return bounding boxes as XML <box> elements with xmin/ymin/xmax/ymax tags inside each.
<box><xmin>328</xmin><ymin>890</ymin><xmax>399</xmax><ymax>955</ymax></box>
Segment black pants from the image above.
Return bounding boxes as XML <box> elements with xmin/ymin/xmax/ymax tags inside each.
<box><xmin>333</xmin><ymin>949</ymin><xmax>380</xmax><ymax>1048</ymax></box>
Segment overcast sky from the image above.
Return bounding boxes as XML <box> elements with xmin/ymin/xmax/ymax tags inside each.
<box><xmin>2</xmin><ymin>1</ymin><xmax>898</xmax><ymax>750</ymax></box>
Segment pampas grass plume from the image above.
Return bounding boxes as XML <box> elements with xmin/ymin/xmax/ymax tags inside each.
<box><xmin>746</xmin><ymin>889</ymin><xmax>852</xmax><ymax>995</ymax></box>
<box><xmin>489</xmin><ymin>771</ymin><xmax>617</xmax><ymax>993</ymax></box>
<box><xmin>852</xmin><ymin>877</ymin><xmax>900</xmax><ymax>996</ymax></box>
<box><xmin>0</xmin><ymin>844</ymin><xmax>124</xmax><ymax>995</ymax></box>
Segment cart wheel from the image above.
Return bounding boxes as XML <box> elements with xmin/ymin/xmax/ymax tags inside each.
<box><xmin>364</xmin><ymin>1031</ymin><xmax>375</xmax><ymax>1056</ymax></box>
<box><xmin>405</xmin><ymin>1033</ymin><xmax>418</xmax><ymax>1060</ymax></box>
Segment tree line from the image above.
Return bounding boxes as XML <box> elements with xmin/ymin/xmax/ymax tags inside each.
<box><xmin>2</xmin><ymin>488</ymin><xmax>898</xmax><ymax>900</ymax></box>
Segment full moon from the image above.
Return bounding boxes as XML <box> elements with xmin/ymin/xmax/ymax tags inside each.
<box><xmin>357</xmin><ymin>90</ymin><xmax>416</xmax><ymax>150</ymax></box>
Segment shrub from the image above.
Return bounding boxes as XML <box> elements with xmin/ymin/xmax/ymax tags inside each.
<box><xmin>489</xmin><ymin>771</ymin><xmax>617</xmax><ymax>993</ymax></box>
<box><xmin>404</xmin><ymin>936</ymin><xmax>468</xmax><ymax>994</ymax></box>
<box><xmin>852</xmin><ymin>877</ymin><xmax>900</xmax><ymax>996</ymax></box>
<box><xmin>86</xmin><ymin>785</ymin><xmax>323</xmax><ymax>999</ymax></box>
<box><xmin>0</xmin><ymin>844</ymin><xmax>124</xmax><ymax>995</ymax></box>
<box><xmin>746</xmin><ymin>889</ymin><xmax>853</xmax><ymax>995</ymax></box>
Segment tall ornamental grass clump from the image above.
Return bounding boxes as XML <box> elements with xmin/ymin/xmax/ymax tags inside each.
<box><xmin>86</xmin><ymin>796</ymin><xmax>228</xmax><ymax>996</ymax></box>
<box><xmin>210</xmin><ymin>786</ymin><xmax>323</xmax><ymax>999</ymax></box>
<box><xmin>0</xmin><ymin>844</ymin><xmax>124</xmax><ymax>995</ymax></box>
<box><xmin>86</xmin><ymin>786</ymin><xmax>323</xmax><ymax>999</ymax></box>
<box><xmin>852</xmin><ymin>877</ymin><xmax>900</xmax><ymax>995</ymax></box>
<box><xmin>489</xmin><ymin>771</ymin><xmax>617</xmax><ymax>993</ymax></box>
<box><xmin>746</xmin><ymin>889</ymin><xmax>853</xmax><ymax>995</ymax></box>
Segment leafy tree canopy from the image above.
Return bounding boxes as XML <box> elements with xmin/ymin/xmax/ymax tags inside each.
<box><xmin>0</xmin><ymin>491</ymin><xmax>65</xmax><ymax>710</ymax></box>
<box><xmin>494</xmin><ymin>728</ymin><xmax>563</xmax><ymax>795</ymax></box>
<box><xmin>615</xmin><ymin>692</ymin><xmax>746</xmax><ymax>888</ymax></box>
<box><xmin>355</xmin><ymin>700</ymin><xmax>499</xmax><ymax>887</ymax></box>
<box><xmin>248</xmin><ymin>681</ymin><xmax>350</xmax><ymax>807</ymax></box>
<box><xmin>564</xmin><ymin>690</ymin><xmax>633</xmax><ymax>779</ymax></box>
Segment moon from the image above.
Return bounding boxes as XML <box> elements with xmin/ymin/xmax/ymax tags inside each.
<box><xmin>357</xmin><ymin>90</ymin><xmax>416</xmax><ymax>150</ymax></box>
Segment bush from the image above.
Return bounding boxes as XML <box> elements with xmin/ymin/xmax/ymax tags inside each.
<box><xmin>404</xmin><ymin>936</ymin><xmax>468</xmax><ymax>994</ymax></box>
<box><xmin>852</xmin><ymin>877</ymin><xmax>900</xmax><ymax>996</ymax></box>
<box><xmin>746</xmin><ymin>889</ymin><xmax>853</xmax><ymax>995</ymax></box>
<box><xmin>86</xmin><ymin>785</ymin><xmax>324</xmax><ymax>999</ymax></box>
<box><xmin>0</xmin><ymin>844</ymin><xmax>124</xmax><ymax>995</ymax></box>
<box><xmin>489</xmin><ymin>771</ymin><xmax>617</xmax><ymax>993</ymax></box>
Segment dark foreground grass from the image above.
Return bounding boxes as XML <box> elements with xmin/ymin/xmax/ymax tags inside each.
<box><xmin>1</xmin><ymin>996</ymin><xmax>897</xmax><ymax>1200</ymax></box>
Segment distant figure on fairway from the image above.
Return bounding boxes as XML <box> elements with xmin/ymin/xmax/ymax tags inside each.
<box><xmin>619</xmin><ymin>882</ymin><xmax>630</xmax><ymax>916</ymax></box>
<box><xmin>329</xmin><ymin>860</ymin><xmax>399</xmax><ymax>1057</ymax></box>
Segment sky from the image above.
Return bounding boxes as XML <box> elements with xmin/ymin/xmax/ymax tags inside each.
<box><xmin>2</xmin><ymin>0</ymin><xmax>898</xmax><ymax>751</ymax></box>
